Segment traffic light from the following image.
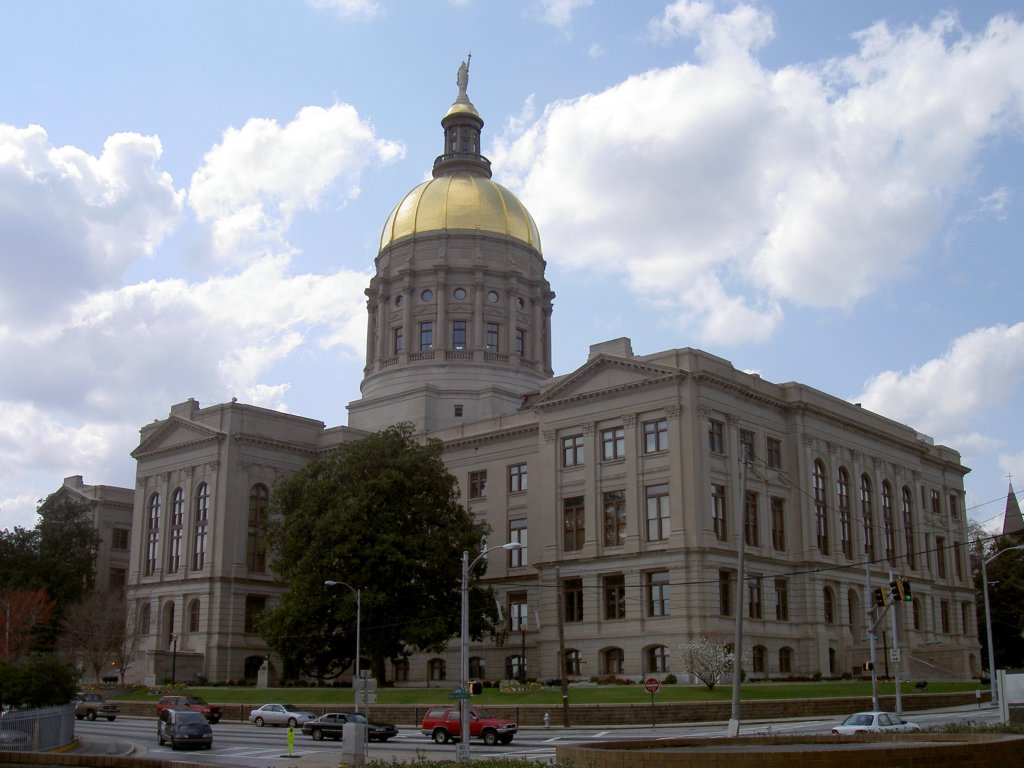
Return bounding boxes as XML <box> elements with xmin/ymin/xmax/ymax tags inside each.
<box><xmin>900</xmin><ymin>578</ymin><xmax>912</xmax><ymax>601</ymax></box>
<box><xmin>873</xmin><ymin>587</ymin><xmax>887</xmax><ymax>608</ymax></box>
<box><xmin>891</xmin><ymin>579</ymin><xmax>905</xmax><ymax>602</ymax></box>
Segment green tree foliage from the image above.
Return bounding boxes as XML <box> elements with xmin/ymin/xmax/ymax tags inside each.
<box><xmin>262</xmin><ymin>424</ymin><xmax>493</xmax><ymax>683</ymax></box>
<box><xmin>975</xmin><ymin>531</ymin><xmax>1024</xmax><ymax>672</ymax></box>
<box><xmin>0</xmin><ymin>655</ymin><xmax>79</xmax><ymax>708</ymax></box>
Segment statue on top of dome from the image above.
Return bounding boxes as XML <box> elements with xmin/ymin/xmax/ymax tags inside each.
<box><xmin>456</xmin><ymin>53</ymin><xmax>472</xmax><ymax>100</ymax></box>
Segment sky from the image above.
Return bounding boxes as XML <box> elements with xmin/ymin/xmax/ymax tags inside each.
<box><xmin>1</xmin><ymin>0</ymin><xmax>1022</xmax><ymax>534</ymax></box>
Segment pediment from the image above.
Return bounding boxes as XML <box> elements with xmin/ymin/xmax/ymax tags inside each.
<box><xmin>533</xmin><ymin>355</ymin><xmax>684</xmax><ymax>410</ymax></box>
<box><xmin>131</xmin><ymin>417</ymin><xmax>225</xmax><ymax>459</ymax></box>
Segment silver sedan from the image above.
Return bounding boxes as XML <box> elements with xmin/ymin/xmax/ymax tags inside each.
<box><xmin>831</xmin><ymin>711</ymin><xmax>921</xmax><ymax>735</ymax></box>
<box><xmin>247</xmin><ymin>703</ymin><xmax>315</xmax><ymax>728</ymax></box>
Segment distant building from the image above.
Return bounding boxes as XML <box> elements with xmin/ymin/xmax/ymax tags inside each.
<box><xmin>1002</xmin><ymin>483</ymin><xmax>1023</xmax><ymax>535</ymax></box>
<box><xmin>110</xmin><ymin>64</ymin><xmax>978</xmax><ymax>685</ymax></box>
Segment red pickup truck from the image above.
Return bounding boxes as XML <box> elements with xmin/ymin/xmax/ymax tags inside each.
<box><xmin>420</xmin><ymin>705</ymin><xmax>517</xmax><ymax>745</ymax></box>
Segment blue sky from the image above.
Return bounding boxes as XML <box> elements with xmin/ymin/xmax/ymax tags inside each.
<box><xmin>1</xmin><ymin>0</ymin><xmax>1022</xmax><ymax>533</ymax></box>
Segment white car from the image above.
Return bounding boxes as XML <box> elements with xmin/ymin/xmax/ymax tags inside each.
<box><xmin>248</xmin><ymin>703</ymin><xmax>315</xmax><ymax>728</ymax></box>
<box><xmin>831</xmin><ymin>711</ymin><xmax>921</xmax><ymax>735</ymax></box>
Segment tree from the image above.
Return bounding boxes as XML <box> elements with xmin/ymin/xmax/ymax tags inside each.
<box><xmin>0</xmin><ymin>655</ymin><xmax>78</xmax><ymax>708</ymax></box>
<box><xmin>58</xmin><ymin>591</ymin><xmax>127</xmax><ymax>684</ymax></box>
<box><xmin>975</xmin><ymin>531</ymin><xmax>1024</xmax><ymax>672</ymax></box>
<box><xmin>677</xmin><ymin>637</ymin><xmax>742</xmax><ymax>691</ymax></box>
<box><xmin>0</xmin><ymin>588</ymin><xmax>54</xmax><ymax>660</ymax></box>
<box><xmin>263</xmin><ymin>424</ymin><xmax>493</xmax><ymax>683</ymax></box>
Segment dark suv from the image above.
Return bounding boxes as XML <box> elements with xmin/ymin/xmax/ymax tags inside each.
<box><xmin>155</xmin><ymin>695</ymin><xmax>221</xmax><ymax>724</ymax></box>
<box><xmin>157</xmin><ymin>708</ymin><xmax>213</xmax><ymax>750</ymax></box>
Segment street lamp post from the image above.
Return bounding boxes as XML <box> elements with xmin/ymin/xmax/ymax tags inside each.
<box><xmin>459</xmin><ymin>542</ymin><xmax>521</xmax><ymax>763</ymax></box>
<box><xmin>981</xmin><ymin>543</ymin><xmax>1024</xmax><ymax>706</ymax></box>
<box><xmin>324</xmin><ymin>580</ymin><xmax>363</xmax><ymax>717</ymax></box>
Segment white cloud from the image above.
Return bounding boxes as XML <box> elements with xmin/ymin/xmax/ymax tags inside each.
<box><xmin>492</xmin><ymin>6</ymin><xmax>1024</xmax><ymax>343</ymax></box>
<box><xmin>305</xmin><ymin>0</ymin><xmax>382</xmax><ymax>21</ymax></box>
<box><xmin>533</xmin><ymin>0</ymin><xmax>593</xmax><ymax>28</ymax></box>
<box><xmin>189</xmin><ymin>104</ymin><xmax>404</xmax><ymax>262</ymax></box>
<box><xmin>587</xmin><ymin>42</ymin><xmax>604</xmax><ymax>59</ymax></box>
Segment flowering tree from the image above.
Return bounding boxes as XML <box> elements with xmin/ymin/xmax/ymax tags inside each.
<box><xmin>678</xmin><ymin>637</ymin><xmax>742</xmax><ymax>690</ymax></box>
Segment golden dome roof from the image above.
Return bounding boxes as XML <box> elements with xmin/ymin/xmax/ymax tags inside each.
<box><xmin>379</xmin><ymin>172</ymin><xmax>542</xmax><ymax>254</ymax></box>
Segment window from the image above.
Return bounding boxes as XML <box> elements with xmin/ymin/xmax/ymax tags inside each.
<box><xmin>393</xmin><ymin>326</ymin><xmax>403</xmax><ymax>354</ymax></box>
<box><xmin>603</xmin><ymin>490</ymin><xmax>626</xmax><ymax>546</ymax></box>
<box><xmin>509</xmin><ymin>519</ymin><xmax>527</xmax><ymax>566</ymax></box>
<box><xmin>813</xmin><ymin>460</ymin><xmax>829</xmax><ymax>555</ymax></box>
<box><xmin>647</xmin><ymin>571</ymin><xmax>670</xmax><ymax>617</ymax></box>
<box><xmin>188</xmin><ymin>599</ymin><xmax>200</xmax><ymax>633</ymax></box>
<box><xmin>838</xmin><ymin>468</ymin><xmax>852</xmax><ymax>559</ymax></box>
<box><xmin>487</xmin><ymin>290</ymin><xmax>499</xmax><ymax>303</ymax></box>
<box><xmin>646</xmin><ymin>645</ymin><xmax>669</xmax><ymax>673</ymax></box>
<box><xmin>747</xmin><ymin>575</ymin><xmax>763</xmax><ymax>619</ymax></box>
<box><xmin>823</xmin><ymin>586</ymin><xmax>835</xmax><ymax>624</ymax></box>
<box><xmin>902</xmin><ymin>487</ymin><xmax>916</xmax><ymax>570</ymax></box>
<box><xmin>778</xmin><ymin>646</ymin><xmax>792</xmax><ymax>674</ymax></box>
<box><xmin>949</xmin><ymin>493</ymin><xmax>960</xmax><ymax>519</ymax></box>
<box><xmin>564</xmin><ymin>578</ymin><xmax>583</xmax><ymax>622</ymax></box>
<box><xmin>509</xmin><ymin>462</ymin><xmax>528</xmax><ymax>493</ymax></box>
<box><xmin>602</xmin><ymin>647</ymin><xmax>624</xmax><ymax>676</ymax></box>
<box><xmin>248</xmin><ymin>484</ymin><xmax>269</xmax><ymax>572</ymax></box>
<box><xmin>168</xmin><ymin>488</ymin><xmax>184</xmax><ymax>573</ymax></box>
<box><xmin>603</xmin><ymin>574</ymin><xmax>626</xmax><ymax>620</ymax></box>
<box><xmin>646</xmin><ymin>484</ymin><xmax>670</xmax><ymax>542</ymax></box>
<box><xmin>112</xmin><ymin>528</ymin><xmax>129</xmax><ymax>550</ymax></box>
<box><xmin>643</xmin><ymin>418</ymin><xmax>668</xmax><ymax>453</ymax></box>
<box><xmin>775</xmin><ymin>577</ymin><xmax>789</xmax><ymax>621</ymax></box>
<box><xmin>453</xmin><ymin>287</ymin><xmax>467</xmax><ymax>301</ymax></box>
<box><xmin>961</xmin><ymin>602</ymin><xmax>971</xmax><ymax>635</ymax></box>
<box><xmin>109</xmin><ymin>568</ymin><xmax>126</xmax><ymax>593</ymax></box>
<box><xmin>509</xmin><ymin>593</ymin><xmax>527</xmax><ymax>631</ymax></box>
<box><xmin>564</xmin><ymin>649</ymin><xmax>582</xmax><ymax>675</ymax></box>
<box><xmin>506</xmin><ymin>655</ymin><xmax>526</xmax><ymax>681</ymax></box>
<box><xmin>882</xmin><ymin>482</ymin><xmax>895</xmax><ymax>563</ymax></box>
<box><xmin>931</xmin><ymin>489</ymin><xmax>942</xmax><ymax>515</ymax></box>
<box><xmin>419</xmin><ymin>321</ymin><xmax>433</xmax><ymax>351</ymax></box>
<box><xmin>953</xmin><ymin>540</ymin><xmax>963</xmax><ymax>581</ymax></box>
<box><xmin>563</xmin><ymin>497</ymin><xmax>585</xmax><ymax>552</ymax></box>
<box><xmin>861</xmin><ymin>475</ymin><xmax>875</xmax><ymax>559</ymax></box>
<box><xmin>913</xmin><ymin>598</ymin><xmax>922</xmax><ymax>630</ymax></box>
<box><xmin>601</xmin><ymin>426</ymin><xmax>625</xmax><ymax>460</ymax></box>
<box><xmin>145</xmin><ymin>492</ymin><xmax>160</xmax><ymax>576</ymax></box>
<box><xmin>485</xmin><ymin>322</ymin><xmax>499</xmax><ymax>351</ymax></box>
<box><xmin>515</xmin><ymin>328</ymin><xmax>526</xmax><ymax>355</ymax></box>
<box><xmin>192</xmin><ymin>482</ymin><xmax>208</xmax><ymax>571</ymax></box>
<box><xmin>712</xmin><ymin>484</ymin><xmax>727</xmax><ymax>542</ymax></box>
<box><xmin>454</xmin><ymin>404</ymin><xmax>463</xmax><ymax>417</ymax></box>
<box><xmin>708</xmin><ymin>419</ymin><xmax>724</xmax><ymax>454</ymax></box>
<box><xmin>739</xmin><ymin>429</ymin><xmax>755</xmax><ymax>461</ymax></box>
<box><xmin>940</xmin><ymin>600</ymin><xmax>950</xmax><ymax>633</ymax></box>
<box><xmin>936</xmin><ymin>535</ymin><xmax>947</xmax><ymax>578</ymax></box>
<box><xmin>744</xmin><ymin>491</ymin><xmax>759</xmax><ymax>547</ymax></box>
<box><xmin>766</xmin><ymin>437</ymin><xmax>782</xmax><ymax>469</ymax></box>
<box><xmin>771</xmin><ymin>497</ymin><xmax>786</xmax><ymax>551</ymax></box>
<box><xmin>562</xmin><ymin>434</ymin><xmax>584</xmax><ymax>467</ymax></box>
<box><xmin>468</xmin><ymin>470</ymin><xmax>488</xmax><ymax>500</ymax></box>
<box><xmin>752</xmin><ymin>645</ymin><xmax>766</xmax><ymax>674</ymax></box>
<box><xmin>719</xmin><ymin>570</ymin><xmax>732</xmax><ymax>616</ymax></box>
<box><xmin>244</xmin><ymin>595</ymin><xmax>266</xmax><ymax>633</ymax></box>
<box><xmin>452</xmin><ymin>320</ymin><xmax>467</xmax><ymax>350</ymax></box>
<box><xmin>429</xmin><ymin>659</ymin><xmax>446</xmax><ymax>681</ymax></box>
<box><xmin>828</xmin><ymin>647</ymin><xmax>837</xmax><ymax>675</ymax></box>
<box><xmin>139</xmin><ymin>603</ymin><xmax>151</xmax><ymax>635</ymax></box>
<box><xmin>421</xmin><ymin>289</ymin><xmax>433</xmax><ymax>302</ymax></box>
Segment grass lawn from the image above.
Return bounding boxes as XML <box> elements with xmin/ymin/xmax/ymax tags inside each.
<box><xmin>115</xmin><ymin>680</ymin><xmax>981</xmax><ymax>707</ymax></box>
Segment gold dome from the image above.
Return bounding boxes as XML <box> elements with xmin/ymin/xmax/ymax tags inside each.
<box><xmin>379</xmin><ymin>172</ymin><xmax>542</xmax><ymax>254</ymax></box>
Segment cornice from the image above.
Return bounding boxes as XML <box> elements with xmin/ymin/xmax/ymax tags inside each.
<box><xmin>439</xmin><ymin>423</ymin><xmax>539</xmax><ymax>451</ymax></box>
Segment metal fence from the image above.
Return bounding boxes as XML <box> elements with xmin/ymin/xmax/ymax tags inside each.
<box><xmin>0</xmin><ymin>703</ymin><xmax>75</xmax><ymax>752</ymax></box>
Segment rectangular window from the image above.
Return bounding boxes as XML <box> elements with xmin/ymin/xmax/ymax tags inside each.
<box><xmin>509</xmin><ymin>519</ymin><xmax>527</xmax><ymax>567</ymax></box>
<box><xmin>485</xmin><ymin>322</ymin><xmax>499</xmax><ymax>351</ymax></box>
<box><xmin>452</xmin><ymin>320</ymin><xmax>467</xmax><ymax>350</ymax></box>
<box><xmin>739</xmin><ymin>429</ymin><xmax>755</xmax><ymax>461</ymax></box>
<box><xmin>931</xmin><ymin>489</ymin><xmax>941</xmax><ymax>515</ymax></box>
<box><xmin>766</xmin><ymin>437</ymin><xmax>782</xmax><ymax>469</ymax></box>
<box><xmin>643</xmin><ymin>418</ymin><xmax>668</xmax><ymax>453</ymax></box>
<box><xmin>771</xmin><ymin>496</ymin><xmax>786</xmax><ymax>551</ymax></box>
<box><xmin>508</xmin><ymin>463</ymin><xmax>527</xmax><ymax>493</ymax></box>
<box><xmin>949</xmin><ymin>493</ymin><xmax>959</xmax><ymax>519</ymax></box>
<box><xmin>747</xmin><ymin>575</ymin><xmax>762</xmax><ymax>619</ymax></box>
<box><xmin>562</xmin><ymin>434</ymin><xmax>584</xmax><ymax>467</ymax></box>
<box><xmin>953</xmin><ymin>540</ymin><xmax>963</xmax><ymax>581</ymax></box>
<box><xmin>244</xmin><ymin>595</ymin><xmax>266</xmax><ymax>634</ymax></box>
<box><xmin>719</xmin><ymin>570</ymin><xmax>732</xmax><ymax>616</ymax></box>
<box><xmin>775</xmin><ymin>577</ymin><xmax>789</xmax><ymax>621</ymax></box>
<box><xmin>603</xmin><ymin>574</ymin><xmax>626</xmax><ymax>620</ymax></box>
<box><xmin>940</xmin><ymin>600</ymin><xmax>950</xmax><ymax>633</ymax></box>
<box><xmin>109</xmin><ymin>568</ymin><xmax>126</xmax><ymax>593</ymax></box>
<box><xmin>744</xmin><ymin>491</ymin><xmax>759</xmax><ymax>547</ymax></box>
<box><xmin>711</xmin><ymin>484</ymin><xmax>727</xmax><ymax>542</ymax></box>
<box><xmin>603</xmin><ymin>490</ymin><xmax>626</xmax><ymax>547</ymax></box>
<box><xmin>509</xmin><ymin>593</ymin><xmax>528</xmax><ymax>631</ymax></box>
<box><xmin>393</xmin><ymin>326</ymin><xmax>404</xmax><ymax>354</ymax></box>
<box><xmin>564</xmin><ymin>578</ymin><xmax>583</xmax><ymax>622</ymax></box>
<box><xmin>601</xmin><ymin>426</ymin><xmax>625</xmax><ymax>461</ymax></box>
<box><xmin>563</xmin><ymin>496</ymin><xmax>585</xmax><ymax>552</ymax></box>
<box><xmin>708</xmin><ymin>419</ymin><xmax>724</xmax><ymax>454</ymax></box>
<box><xmin>936</xmin><ymin>535</ymin><xmax>947</xmax><ymax>578</ymax></box>
<box><xmin>647</xmin><ymin>571</ymin><xmax>670</xmax><ymax>617</ymax></box>
<box><xmin>646</xmin><ymin>483</ymin><xmax>670</xmax><ymax>542</ymax></box>
<box><xmin>961</xmin><ymin>602</ymin><xmax>970</xmax><ymax>635</ymax></box>
<box><xmin>419</xmin><ymin>321</ymin><xmax>433</xmax><ymax>351</ymax></box>
<box><xmin>112</xmin><ymin>528</ymin><xmax>130</xmax><ymax>550</ymax></box>
<box><xmin>515</xmin><ymin>327</ymin><xmax>526</xmax><ymax>355</ymax></box>
<box><xmin>468</xmin><ymin>470</ymin><xmax>488</xmax><ymax>500</ymax></box>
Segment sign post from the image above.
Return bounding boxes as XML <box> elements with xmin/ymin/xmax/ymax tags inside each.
<box><xmin>645</xmin><ymin>678</ymin><xmax>660</xmax><ymax>727</ymax></box>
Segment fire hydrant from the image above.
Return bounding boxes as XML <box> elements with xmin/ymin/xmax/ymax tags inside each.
<box><xmin>543</xmin><ymin>712</ymin><xmax>551</xmax><ymax>728</ymax></box>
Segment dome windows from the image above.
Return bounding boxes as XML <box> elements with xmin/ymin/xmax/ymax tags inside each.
<box><xmin>421</xmin><ymin>289</ymin><xmax>434</xmax><ymax>302</ymax></box>
<box><xmin>487</xmin><ymin>290</ymin><xmax>499</xmax><ymax>303</ymax></box>
<box><xmin>395</xmin><ymin>295</ymin><xmax>404</xmax><ymax>307</ymax></box>
<box><xmin>453</xmin><ymin>288</ymin><xmax>467</xmax><ymax>301</ymax></box>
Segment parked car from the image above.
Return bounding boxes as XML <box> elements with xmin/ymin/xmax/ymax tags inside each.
<box><xmin>420</xmin><ymin>705</ymin><xmax>517</xmax><ymax>745</ymax></box>
<box><xmin>248</xmin><ymin>703</ymin><xmax>315</xmax><ymax>728</ymax></box>
<box><xmin>155</xmin><ymin>695</ymin><xmax>221</xmax><ymax>724</ymax></box>
<box><xmin>157</xmin><ymin>708</ymin><xmax>213</xmax><ymax>750</ymax></box>
<box><xmin>75</xmin><ymin>692</ymin><xmax>119</xmax><ymax>721</ymax></box>
<box><xmin>301</xmin><ymin>712</ymin><xmax>398</xmax><ymax>742</ymax></box>
<box><xmin>831</xmin><ymin>711</ymin><xmax>921</xmax><ymax>735</ymax></box>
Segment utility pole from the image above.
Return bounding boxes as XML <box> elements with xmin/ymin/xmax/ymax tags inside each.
<box><xmin>728</xmin><ymin>445</ymin><xmax>751</xmax><ymax>737</ymax></box>
<box><xmin>888</xmin><ymin>566</ymin><xmax>902</xmax><ymax>714</ymax></box>
<box><xmin>863</xmin><ymin>557</ymin><xmax>879</xmax><ymax>710</ymax></box>
<box><xmin>555</xmin><ymin>566</ymin><xmax>570</xmax><ymax>727</ymax></box>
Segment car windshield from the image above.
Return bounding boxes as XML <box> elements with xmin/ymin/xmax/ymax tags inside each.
<box><xmin>347</xmin><ymin>714</ymin><xmax>367</xmax><ymax>723</ymax></box>
<box><xmin>177</xmin><ymin>712</ymin><xmax>207</xmax><ymax>724</ymax></box>
<box><xmin>844</xmin><ymin>714</ymin><xmax>874</xmax><ymax>726</ymax></box>
<box><xmin>282</xmin><ymin>704</ymin><xmax>302</xmax><ymax>712</ymax></box>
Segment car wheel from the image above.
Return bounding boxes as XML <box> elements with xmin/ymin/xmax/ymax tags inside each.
<box><xmin>432</xmin><ymin>728</ymin><xmax>449</xmax><ymax>744</ymax></box>
<box><xmin>482</xmin><ymin>729</ymin><xmax>499</xmax><ymax>746</ymax></box>
<box><xmin>86</xmin><ymin>710</ymin><xmax>96</xmax><ymax>721</ymax></box>
<box><xmin>76</xmin><ymin>714</ymin><xmax>84</xmax><ymax>720</ymax></box>
<box><xmin>499</xmin><ymin>735</ymin><xmax>513</xmax><ymax>745</ymax></box>
<box><xmin>210</xmin><ymin>716</ymin><xmax>220</xmax><ymax>724</ymax></box>
<box><xmin>170</xmin><ymin>736</ymin><xmax>178</xmax><ymax>751</ymax></box>
<box><xmin>287</xmin><ymin>717</ymin><xmax>298</xmax><ymax>728</ymax></box>
<box><xmin>158</xmin><ymin>730</ymin><xmax>164</xmax><ymax>746</ymax></box>
<box><xmin>107</xmin><ymin>716</ymin><xmax>116</xmax><ymax>722</ymax></box>
<box><xmin>311</xmin><ymin>728</ymin><xmax>324</xmax><ymax>741</ymax></box>
<box><xmin>254</xmin><ymin>717</ymin><xmax>265</xmax><ymax>727</ymax></box>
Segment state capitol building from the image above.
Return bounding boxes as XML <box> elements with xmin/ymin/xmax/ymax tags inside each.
<box><xmin>54</xmin><ymin>64</ymin><xmax>978</xmax><ymax>687</ymax></box>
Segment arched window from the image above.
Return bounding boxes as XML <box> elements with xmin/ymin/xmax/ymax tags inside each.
<box><xmin>778</xmin><ymin>646</ymin><xmax>792</xmax><ymax>674</ymax></box>
<box><xmin>192</xmin><ymin>482</ymin><xmax>209</xmax><ymax>571</ymax></box>
<box><xmin>837</xmin><ymin>468</ymin><xmax>852</xmax><ymax>559</ymax></box>
<box><xmin>752</xmin><ymin>645</ymin><xmax>766</xmax><ymax>675</ymax></box>
<box><xmin>247</xmin><ymin>484</ymin><xmax>270</xmax><ymax>572</ymax></box>
<box><xmin>428</xmin><ymin>658</ymin><xmax>446</xmax><ymax>681</ymax></box>
<box><xmin>882</xmin><ymin>482</ymin><xmax>895</xmax><ymax>563</ymax></box>
<box><xmin>860</xmin><ymin>475</ymin><xmax>874</xmax><ymax>559</ymax></box>
<box><xmin>168</xmin><ymin>488</ymin><xmax>184</xmax><ymax>573</ymax></box>
<box><xmin>901</xmin><ymin>486</ymin><xmax>916</xmax><ymax>570</ymax></box>
<box><xmin>813</xmin><ymin>461</ymin><xmax>829</xmax><ymax>554</ymax></box>
<box><xmin>823</xmin><ymin>586</ymin><xmax>835</xmax><ymax>624</ymax></box>
<box><xmin>188</xmin><ymin>599</ymin><xmax>200</xmax><ymax>633</ymax></box>
<box><xmin>139</xmin><ymin>603</ymin><xmax>151</xmax><ymax>636</ymax></box>
<box><xmin>646</xmin><ymin>645</ymin><xmax>669</xmax><ymax>673</ymax></box>
<box><xmin>564</xmin><ymin>649</ymin><xmax>581</xmax><ymax>676</ymax></box>
<box><xmin>602</xmin><ymin>647</ymin><xmax>624</xmax><ymax>676</ymax></box>
<box><xmin>145</xmin><ymin>492</ymin><xmax>160</xmax><ymax>576</ymax></box>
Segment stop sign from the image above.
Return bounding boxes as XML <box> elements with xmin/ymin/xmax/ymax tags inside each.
<box><xmin>645</xmin><ymin>677</ymin><xmax>660</xmax><ymax>693</ymax></box>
